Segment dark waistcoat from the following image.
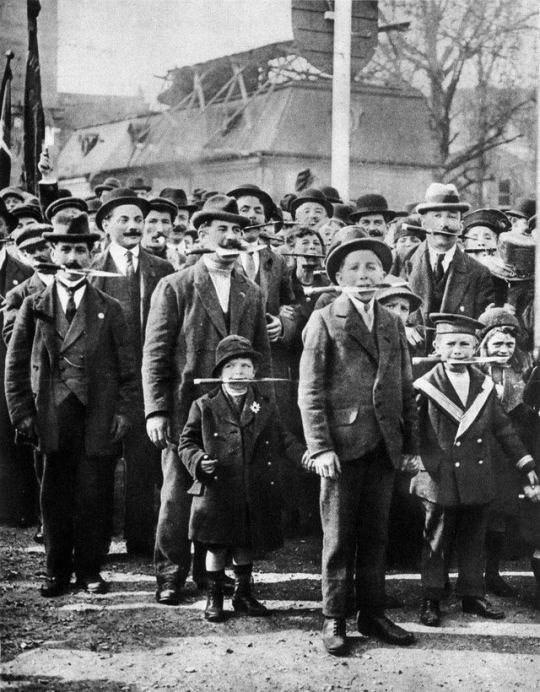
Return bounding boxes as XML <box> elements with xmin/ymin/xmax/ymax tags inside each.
<box><xmin>53</xmin><ymin>291</ymin><xmax>88</xmax><ymax>406</ymax></box>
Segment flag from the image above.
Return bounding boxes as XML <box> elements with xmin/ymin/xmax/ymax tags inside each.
<box><xmin>0</xmin><ymin>51</ymin><xmax>14</xmax><ymax>190</ymax></box>
<box><xmin>23</xmin><ymin>0</ymin><xmax>45</xmax><ymax>195</ymax></box>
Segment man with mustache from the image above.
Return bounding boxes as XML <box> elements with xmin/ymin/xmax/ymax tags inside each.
<box><xmin>143</xmin><ymin>194</ymin><xmax>271</xmax><ymax>605</ymax></box>
<box><xmin>158</xmin><ymin>188</ymin><xmax>198</xmax><ymax>270</ymax></box>
<box><xmin>141</xmin><ymin>197</ymin><xmax>178</xmax><ymax>261</ymax></box>
<box><xmin>5</xmin><ymin>212</ymin><xmax>137</xmax><ymax>596</ymax></box>
<box><xmin>91</xmin><ymin>189</ymin><xmax>174</xmax><ymax>557</ymax></box>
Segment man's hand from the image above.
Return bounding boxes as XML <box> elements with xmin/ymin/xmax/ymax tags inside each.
<box><xmin>17</xmin><ymin>416</ymin><xmax>37</xmax><ymax>439</ymax></box>
<box><xmin>313</xmin><ymin>451</ymin><xmax>341</xmax><ymax>480</ymax></box>
<box><xmin>526</xmin><ymin>470</ymin><xmax>539</xmax><ymax>488</ymax></box>
<box><xmin>266</xmin><ymin>314</ymin><xmax>283</xmax><ymax>342</ymax></box>
<box><xmin>146</xmin><ymin>415</ymin><xmax>171</xmax><ymax>449</ymax></box>
<box><xmin>401</xmin><ymin>454</ymin><xmax>423</xmax><ymax>475</ymax></box>
<box><xmin>37</xmin><ymin>148</ymin><xmax>54</xmax><ymax>180</ymax></box>
<box><xmin>200</xmin><ymin>456</ymin><xmax>218</xmax><ymax>475</ymax></box>
<box><xmin>523</xmin><ymin>484</ymin><xmax>540</xmax><ymax>503</ymax></box>
<box><xmin>110</xmin><ymin>414</ymin><xmax>130</xmax><ymax>442</ymax></box>
<box><xmin>405</xmin><ymin>326</ymin><xmax>423</xmax><ymax>347</ymax></box>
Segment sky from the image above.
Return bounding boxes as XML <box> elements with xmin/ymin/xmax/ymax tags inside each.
<box><xmin>57</xmin><ymin>0</ymin><xmax>294</xmax><ymax>105</ymax></box>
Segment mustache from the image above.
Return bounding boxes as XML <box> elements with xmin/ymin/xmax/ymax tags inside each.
<box><xmin>64</xmin><ymin>261</ymin><xmax>83</xmax><ymax>269</ymax></box>
<box><xmin>218</xmin><ymin>238</ymin><xmax>244</xmax><ymax>250</ymax></box>
<box><xmin>123</xmin><ymin>230</ymin><xmax>142</xmax><ymax>237</ymax></box>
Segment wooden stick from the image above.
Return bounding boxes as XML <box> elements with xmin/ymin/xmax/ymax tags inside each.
<box><xmin>303</xmin><ymin>282</ymin><xmax>409</xmax><ymax>297</ymax></box>
<box><xmin>412</xmin><ymin>356</ymin><xmax>508</xmax><ymax>366</ymax></box>
<box><xmin>193</xmin><ymin>377</ymin><xmax>294</xmax><ymax>385</ymax></box>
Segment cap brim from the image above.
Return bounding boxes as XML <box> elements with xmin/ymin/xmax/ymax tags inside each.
<box><xmin>326</xmin><ymin>238</ymin><xmax>393</xmax><ymax>283</ymax></box>
<box><xmin>376</xmin><ymin>289</ymin><xmax>422</xmax><ymax>313</ymax></box>
<box><xmin>42</xmin><ymin>232</ymin><xmax>102</xmax><ymax>243</ymax></box>
<box><xmin>95</xmin><ymin>196</ymin><xmax>150</xmax><ymax>230</ymax></box>
<box><xmin>191</xmin><ymin>210</ymin><xmax>250</xmax><ymax>230</ymax></box>
<box><xmin>212</xmin><ymin>349</ymin><xmax>262</xmax><ymax>377</ymax></box>
<box><xmin>417</xmin><ymin>202</ymin><xmax>470</xmax><ymax>214</ymax></box>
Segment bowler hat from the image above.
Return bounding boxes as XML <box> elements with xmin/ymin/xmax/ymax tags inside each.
<box><xmin>376</xmin><ymin>283</ymin><xmax>422</xmax><ymax>313</ymax></box>
<box><xmin>332</xmin><ymin>203</ymin><xmax>354</xmax><ymax>225</ymax></box>
<box><xmin>0</xmin><ymin>197</ymin><xmax>18</xmax><ymax>232</ymax></box>
<box><xmin>191</xmin><ymin>195</ymin><xmax>250</xmax><ymax>230</ymax></box>
<box><xmin>85</xmin><ymin>196</ymin><xmax>101</xmax><ymax>214</ymax></box>
<box><xmin>127</xmin><ymin>176</ymin><xmax>152</xmax><ymax>192</ymax></box>
<box><xmin>10</xmin><ymin>203</ymin><xmax>43</xmax><ymax>224</ymax></box>
<box><xmin>417</xmin><ymin>183</ymin><xmax>470</xmax><ymax>214</ymax></box>
<box><xmin>430</xmin><ymin>313</ymin><xmax>483</xmax><ymax>335</ymax></box>
<box><xmin>94</xmin><ymin>177</ymin><xmax>121</xmax><ymax>197</ymax></box>
<box><xmin>45</xmin><ymin>196</ymin><xmax>88</xmax><ymax>222</ymax></box>
<box><xmin>159</xmin><ymin>187</ymin><xmax>197</xmax><ymax>213</ymax></box>
<box><xmin>489</xmin><ymin>230</ymin><xmax>535</xmax><ymax>282</ymax></box>
<box><xmin>290</xmin><ymin>188</ymin><xmax>333</xmax><ymax>219</ymax></box>
<box><xmin>320</xmin><ymin>185</ymin><xmax>343</xmax><ymax>204</ymax></box>
<box><xmin>95</xmin><ymin>188</ymin><xmax>150</xmax><ymax>231</ymax></box>
<box><xmin>350</xmin><ymin>193</ymin><xmax>396</xmax><ymax>223</ymax></box>
<box><xmin>462</xmin><ymin>208</ymin><xmax>511</xmax><ymax>236</ymax></box>
<box><xmin>16</xmin><ymin>223</ymin><xmax>52</xmax><ymax>250</ymax></box>
<box><xmin>506</xmin><ymin>197</ymin><xmax>535</xmax><ymax>220</ymax></box>
<box><xmin>43</xmin><ymin>211</ymin><xmax>101</xmax><ymax>243</ymax></box>
<box><xmin>227</xmin><ymin>183</ymin><xmax>275</xmax><ymax>220</ymax></box>
<box><xmin>326</xmin><ymin>227</ymin><xmax>392</xmax><ymax>284</ymax></box>
<box><xmin>477</xmin><ymin>307</ymin><xmax>520</xmax><ymax>340</ymax></box>
<box><xmin>0</xmin><ymin>186</ymin><xmax>26</xmax><ymax>205</ymax></box>
<box><xmin>148</xmin><ymin>197</ymin><xmax>178</xmax><ymax>221</ymax></box>
<box><xmin>212</xmin><ymin>335</ymin><xmax>262</xmax><ymax>377</ymax></box>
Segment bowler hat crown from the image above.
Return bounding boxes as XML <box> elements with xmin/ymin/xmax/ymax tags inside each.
<box><xmin>45</xmin><ymin>196</ymin><xmax>88</xmax><ymax>222</ymax></box>
<box><xmin>191</xmin><ymin>194</ymin><xmax>250</xmax><ymax>230</ymax></box>
<box><xmin>94</xmin><ymin>177</ymin><xmax>121</xmax><ymax>195</ymax></box>
<box><xmin>507</xmin><ymin>197</ymin><xmax>535</xmax><ymax>220</ymax></box>
<box><xmin>417</xmin><ymin>183</ymin><xmax>470</xmax><ymax>214</ymax></box>
<box><xmin>290</xmin><ymin>188</ymin><xmax>333</xmax><ymax>219</ymax></box>
<box><xmin>320</xmin><ymin>185</ymin><xmax>342</xmax><ymax>203</ymax></box>
<box><xmin>148</xmin><ymin>197</ymin><xmax>178</xmax><ymax>220</ymax></box>
<box><xmin>43</xmin><ymin>211</ymin><xmax>101</xmax><ymax>243</ymax></box>
<box><xmin>127</xmin><ymin>176</ymin><xmax>151</xmax><ymax>192</ymax></box>
<box><xmin>159</xmin><ymin>187</ymin><xmax>197</xmax><ymax>212</ymax></box>
<box><xmin>227</xmin><ymin>183</ymin><xmax>275</xmax><ymax>219</ymax></box>
<box><xmin>212</xmin><ymin>335</ymin><xmax>262</xmax><ymax>377</ymax></box>
<box><xmin>325</xmin><ymin>227</ymin><xmax>392</xmax><ymax>283</ymax></box>
<box><xmin>462</xmin><ymin>208</ymin><xmax>511</xmax><ymax>236</ymax></box>
<box><xmin>351</xmin><ymin>193</ymin><xmax>396</xmax><ymax>222</ymax></box>
<box><xmin>332</xmin><ymin>203</ymin><xmax>354</xmax><ymax>225</ymax></box>
<box><xmin>95</xmin><ymin>188</ymin><xmax>150</xmax><ymax>230</ymax></box>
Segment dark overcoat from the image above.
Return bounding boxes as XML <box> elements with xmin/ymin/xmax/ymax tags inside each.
<box><xmin>298</xmin><ymin>294</ymin><xmax>419</xmax><ymax>466</ymax></box>
<box><xmin>142</xmin><ymin>259</ymin><xmax>271</xmax><ymax>435</ymax></box>
<box><xmin>179</xmin><ymin>386</ymin><xmax>303</xmax><ymax>551</ymax></box>
<box><xmin>2</xmin><ymin>272</ymin><xmax>47</xmax><ymax>345</ymax></box>
<box><xmin>413</xmin><ymin>363</ymin><xmax>531</xmax><ymax>507</ymax></box>
<box><xmin>5</xmin><ymin>282</ymin><xmax>137</xmax><ymax>456</ymax></box>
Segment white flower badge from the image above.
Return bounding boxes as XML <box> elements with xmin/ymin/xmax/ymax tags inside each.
<box><xmin>250</xmin><ymin>401</ymin><xmax>261</xmax><ymax>414</ymax></box>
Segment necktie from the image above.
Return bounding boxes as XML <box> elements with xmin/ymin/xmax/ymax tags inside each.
<box><xmin>244</xmin><ymin>251</ymin><xmax>257</xmax><ymax>282</ymax></box>
<box><xmin>125</xmin><ymin>250</ymin><xmax>135</xmax><ymax>279</ymax></box>
<box><xmin>65</xmin><ymin>288</ymin><xmax>77</xmax><ymax>324</ymax></box>
<box><xmin>434</xmin><ymin>253</ymin><xmax>445</xmax><ymax>283</ymax></box>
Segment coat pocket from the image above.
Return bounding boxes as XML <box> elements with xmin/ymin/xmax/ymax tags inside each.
<box><xmin>330</xmin><ymin>407</ymin><xmax>358</xmax><ymax>426</ymax></box>
<box><xmin>187</xmin><ymin>480</ymin><xmax>205</xmax><ymax>496</ymax></box>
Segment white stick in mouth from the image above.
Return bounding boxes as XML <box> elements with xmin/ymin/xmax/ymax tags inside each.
<box><xmin>303</xmin><ymin>282</ymin><xmax>409</xmax><ymax>296</ymax></box>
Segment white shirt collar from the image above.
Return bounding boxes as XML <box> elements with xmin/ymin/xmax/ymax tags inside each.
<box><xmin>428</xmin><ymin>243</ymin><xmax>457</xmax><ymax>272</ymax></box>
<box><xmin>0</xmin><ymin>247</ymin><xmax>6</xmax><ymax>270</ymax></box>
<box><xmin>109</xmin><ymin>241</ymin><xmax>140</xmax><ymax>274</ymax></box>
<box><xmin>36</xmin><ymin>272</ymin><xmax>55</xmax><ymax>286</ymax></box>
<box><xmin>55</xmin><ymin>279</ymin><xmax>87</xmax><ymax>310</ymax></box>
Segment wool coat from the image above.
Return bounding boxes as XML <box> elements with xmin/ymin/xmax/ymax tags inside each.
<box><xmin>179</xmin><ymin>386</ymin><xmax>303</xmax><ymax>551</ymax></box>
<box><xmin>298</xmin><ymin>294</ymin><xmax>418</xmax><ymax>466</ymax></box>
<box><xmin>142</xmin><ymin>259</ymin><xmax>271</xmax><ymax>436</ymax></box>
<box><xmin>2</xmin><ymin>272</ymin><xmax>48</xmax><ymax>345</ymax></box>
<box><xmin>5</xmin><ymin>282</ymin><xmax>137</xmax><ymax>457</ymax></box>
<box><xmin>413</xmin><ymin>363</ymin><xmax>532</xmax><ymax>507</ymax></box>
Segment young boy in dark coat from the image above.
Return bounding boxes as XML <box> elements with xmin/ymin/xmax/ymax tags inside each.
<box><xmin>179</xmin><ymin>335</ymin><xmax>303</xmax><ymax>622</ymax></box>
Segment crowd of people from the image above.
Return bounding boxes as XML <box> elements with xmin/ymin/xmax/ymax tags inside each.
<box><xmin>0</xmin><ymin>152</ymin><xmax>539</xmax><ymax>657</ymax></box>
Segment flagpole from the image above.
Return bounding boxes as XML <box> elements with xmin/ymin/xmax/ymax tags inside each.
<box><xmin>0</xmin><ymin>50</ymin><xmax>14</xmax><ymax>189</ymax></box>
<box><xmin>331</xmin><ymin>0</ymin><xmax>352</xmax><ymax>202</ymax></box>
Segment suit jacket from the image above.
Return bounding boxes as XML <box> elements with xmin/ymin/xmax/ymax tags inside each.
<box><xmin>3</xmin><ymin>272</ymin><xmax>47</xmax><ymax>345</ymax></box>
<box><xmin>90</xmin><ymin>246</ymin><xmax>174</xmax><ymax>340</ymax></box>
<box><xmin>0</xmin><ymin>254</ymin><xmax>33</xmax><ymax>380</ymax></box>
<box><xmin>405</xmin><ymin>242</ymin><xmax>495</xmax><ymax>352</ymax></box>
<box><xmin>414</xmin><ymin>363</ymin><xmax>532</xmax><ymax>507</ymax></box>
<box><xmin>142</xmin><ymin>260</ymin><xmax>271</xmax><ymax>436</ymax></box>
<box><xmin>5</xmin><ymin>282</ymin><xmax>137</xmax><ymax>456</ymax></box>
<box><xmin>298</xmin><ymin>294</ymin><xmax>418</xmax><ymax>467</ymax></box>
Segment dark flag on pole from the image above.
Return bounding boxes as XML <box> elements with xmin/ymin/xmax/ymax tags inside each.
<box><xmin>0</xmin><ymin>51</ymin><xmax>14</xmax><ymax>190</ymax></box>
<box><xmin>23</xmin><ymin>0</ymin><xmax>45</xmax><ymax>195</ymax></box>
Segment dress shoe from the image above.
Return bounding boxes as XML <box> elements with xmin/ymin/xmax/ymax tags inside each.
<box><xmin>357</xmin><ymin>613</ymin><xmax>416</xmax><ymax>646</ymax></box>
<box><xmin>155</xmin><ymin>585</ymin><xmax>180</xmax><ymax>605</ymax></box>
<box><xmin>419</xmin><ymin>599</ymin><xmax>441</xmax><ymax>627</ymax></box>
<box><xmin>77</xmin><ymin>575</ymin><xmax>109</xmax><ymax>594</ymax></box>
<box><xmin>321</xmin><ymin>618</ymin><xmax>348</xmax><ymax>656</ymax></box>
<box><xmin>40</xmin><ymin>576</ymin><xmax>70</xmax><ymax>597</ymax></box>
<box><xmin>462</xmin><ymin>596</ymin><xmax>504</xmax><ymax>619</ymax></box>
<box><xmin>485</xmin><ymin>573</ymin><xmax>517</xmax><ymax>597</ymax></box>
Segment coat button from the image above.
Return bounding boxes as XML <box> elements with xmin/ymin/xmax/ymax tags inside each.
<box><xmin>477</xmin><ymin>438</ymin><xmax>482</xmax><ymax>443</ymax></box>
<box><xmin>265</xmin><ymin>440</ymin><xmax>269</xmax><ymax>445</ymax></box>
<box><xmin>478</xmin><ymin>460</ymin><xmax>484</xmax><ymax>465</ymax></box>
<box><xmin>270</xmin><ymin>481</ymin><xmax>275</xmax><ymax>485</ymax></box>
<box><xmin>459</xmin><ymin>305</ymin><xmax>464</xmax><ymax>312</ymax></box>
<box><xmin>213</xmin><ymin>433</ymin><xmax>218</xmax><ymax>437</ymax></box>
<box><xmin>455</xmin><ymin>441</ymin><xmax>461</xmax><ymax>447</ymax></box>
<box><xmin>267</xmin><ymin>461</ymin><xmax>272</xmax><ymax>466</ymax></box>
<box><xmin>213</xmin><ymin>476</ymin><xmax>218</xmax><ymax>480</ymax></box>
<box><xmin>455</xmin><ymin>462</ymin><xmax>460</xmax><ymax>468</ymax></box>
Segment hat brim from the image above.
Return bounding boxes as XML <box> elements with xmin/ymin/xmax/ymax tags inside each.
<box><xmin>94</xmin><ymin>184</ymin><xmax>114</xmax><ymax>196</ymax></box>
<box><xmin>191</xmin><ymin>210</ymin><xmax>250</xmax><ymax>230</ymax></box>
<box><xmin>326</xmin><ymin>238</ymin><xmax>393</xmax><ymax>284</ymax></box>
<box><xmin>376</xmin><ymin>289</ymin><xmax>422</xmax><ymax>313</ymax></box>
<box><xmin>45</xmin><ymin>198</ymin><xmax>89</xmax><ymax>222</ymax></box>
<box><xmin>349</xmin><ymin>208</ymin><xmax>397</xmax><ymax>223</ymax></box>
<box><xmin>18</xmin><ymin>236</ymin><xmax>49</xmax><ymax>250</ymax></box>
<box><xmin>417</xmin><ymin>202</ymin><xmax>470</xmax><ymax>214</ymax></box>
<box><xmin>42</xmin><ymin>231</ymin><xmax>102</xmax><ymax>243</ymax></box>
<box><xmin>10</xmin><ymin>206</ymin><xmax>43</xmax><ymax>225</ymax></box>
<box><xmin>95</xmin><ymin>196</ymin><xmax>150</xmax><ymax>231</ymax></box>
<box><xmin>227</xmin><ymin>187</ymin><xmax>275</xmax><ymax>219</ymax></box>
<box><xmin>212</xmin><ymin>349</ymin><xmax>262</xmax><ymax>377</ymax></box>
<box><xmin>290</xmin><ymin>196</ymin><xmax>334</xmax><ymax>219</ymax></box>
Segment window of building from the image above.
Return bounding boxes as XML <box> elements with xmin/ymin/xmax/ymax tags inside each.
<box><xmin>498</xmin><ymin>179</ymin><xmax>511</xmax><ymax>207</ymax></box>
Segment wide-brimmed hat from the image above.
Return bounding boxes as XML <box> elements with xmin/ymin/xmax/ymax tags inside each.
<box><xmin>227</xmin><ymin>183</ymin><xmax>275</xmax><ymax>220</ymax></box>
<box><xmin>350</xmin><ymin>193</ymin><xmax>396</xmax><ymax>223</ymax></box>
<box><xmin>320</xmin><ymin>185</ymin><xmax>343</xmax><ymax>204</ymax></box>
<box><xmin>43</xmin><ymin>211</ymin><xmax>101</xmax><ymax>243</ymax></box>
<box><xmin>506</xmin><ymin>197</ymin><xmax>535</xmax><ymax>220</ymax></box>
<box><xmin>477</xmin><ymin>307</ymin><xmax>520</xmax><ymax>340</ymax></box>
<box><xmin>95</xmin><ymin>188</ymin><xmax>150</xmax><ymax>231</ymax></box>
<box><xmin>45</xmin><ymin>196</ymin><xmax>88</xmax><ymax>222</ymax></box>
<box><xmin>393</xmin><ymin>215</ymin><xmax>425</xmax><ymax>242</ymax></box>
<box><xmin>430</xmin><ymin>313</ymin><xmax>483</xmax><ymax>336</ymax></box>
<box><xmin>488</xmin><ymin>230</ymin><xmax>535</xmax><ymax>282</ymax></box>
<box><xmin>326</xmin><ymin>227</ymin><xmax>392</xmax><ymax>283</ymax></box>
<box><xmin>191</xmin><ymin>194</ymin><xmax>250</xmax><ymax>230</ymax></box>
<box><xmin>462</xmin><ymin>208</ymin><xmax>511</xmax><ymax>237</ymax></box>
<box><xmin>159</xmin><ymin>187</ymin><xmax>198</xmax><ymax>213</ymax></box>
<box><xmin>376</xmin><ymin>283</ymin><xmax>423</xmax><ymax>313</ymax></box>
<box><xmin>10</xmin><ymin>203</ymin><xmax>43</xmax><ymax>224</ymax></box>
<box><xmin>127</xmin><ymin>175</ymin><xmax>152</xmax><ymax>192</ymax></box>
<box><xmin>290</xmin><ymin>188</ymin><xmax>333</xmax><ymax>219</ymax></box>
<box><xmin>94</xmin><ymin>177</ymin><xmax>121</xmax><ymax>197</ymax></box>
<box><xmin>0</xmin><ymin>186</ymin><xmax>26</xmax><ymax>205</ymax></box>
<box><xmin>417</xmin><ymin>183</ymin><xmax>470</xmax><ymax>214</ymax></box>
<box><xmin>212</xmin><ymin>335</ymin><xmax>262</xmax><ymax>377</ymax></box>
<box><xmin>0</xmin><ymin>197</ymin><xmax>18</xmax><ymax>232</ymax></box>
<box><xmin>148</xmin><ymin>197</ymin><xmax>178</xmax><ymax>221</ymax></box>
<box><xmin>15</xmin><ymin>223</ymin><xmax>52</xmax><ymax>250</ymax></box>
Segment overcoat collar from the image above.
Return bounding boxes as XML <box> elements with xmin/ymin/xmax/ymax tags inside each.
<box><xmin>411</xmin><ymin>242</ymin><xmax>471</xmax><ymax>315</ymax></box>
<box><xmin>194</xmin><ymin>260</ymin><xmax>249</xmax><ymax>337</ymax></box>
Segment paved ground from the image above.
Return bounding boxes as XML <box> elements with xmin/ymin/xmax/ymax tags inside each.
<box><xmin>1</xmin><ymin>527</ymin><xmax>539</xmax><ymax>691</ymax></box>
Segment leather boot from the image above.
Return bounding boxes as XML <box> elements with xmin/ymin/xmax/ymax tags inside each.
<box><xmin>531</xmin><ymin>557</ymin><xmax>540</xmax><ymax>611</ymax></box>
<box><xmin>420</xmin><ymin>599</ymin><xmax>441</xmax><ymax>627</ymax></box>
<box><xmin>204</xmin><ymin>570</ymin><xmax>225</xmax><ymax>622</ymax></box>
<box><xmin>322</xmin><ymin>618</ymin><xmax>348</xmax><ymax>656</ymax></box>
<box><xmin>231</xmin><ymin>564</ymin><xmax>269</xmax><ymax>616</ymax></box>
<box><xmin>485</xmin><ymin>531</ymin><xmax>517</xmax><ymax>597</ymax></box>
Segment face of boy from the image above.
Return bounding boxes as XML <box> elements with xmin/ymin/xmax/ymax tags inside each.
<box><xmin>485</xmin><ymin>330</ymin><xmax>516</xmax><ymax>362</ymax></box>
<box><xmin>395</xmin><ymin>234</ymin><xmax>421</xmax><ymax>259</ymax></box>
<box><xmin>434</xmin><ymin>332</ymin><xmax>476</xmax><ymax>372</ymax></box>
<box><xmin>221</xmin><ymin>357</ymin><xmax>255</xmax><ymax>395</ymax></box>
<box><xmin>380</xmin><ymin>296</ymin><xmax>411</xmax><ymax>325</ymax></box>
<box><xmin>335</xmin><ymin>249</ymin><xmax>385</xmax><ymax>302</ymax></box>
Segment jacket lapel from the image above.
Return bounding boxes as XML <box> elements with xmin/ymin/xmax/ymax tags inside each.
<box><xmin>194</xmin><ymin>261</ymin><xmax>228</xmax><ymax>338</ymax></box>
<box><xmin>441</xmin><ymin>247</ymin><xmax>470</xmax><ymax>313</ymax></box>
<box><xmin>410</xmin><ymin>243</ymin><xmax>433</xmax><ymax>317</ymax></box>
<box><xmin>32</xmin><ymin>283</ymin><xmax>58</xmax><ymax>362</ymax></box>
<box><xmin>82</xmin><ymin>285</ymin><xmax>107</xmax><ymax>358</ymax></box>
<box><xmin>374</xmin><ymin>304</ymin><xmax>393</xmax><ymax>376</ymax></box>
<box><xmin>456</xmin><ymin>369</ymin><xmax>493</xmax><ymax>439</ymax></box>
<box><xmin>229</xmin><ymin>270</ymin><xmax>249</xmax><ymax>335</ymax></box>
<box><xmin>213</xmin><ymin>388</ymin><xmax>241</xmax><ymax>427</ymax></box>
<box><xmin>61</xmin><ymin>290</ymin><xmax>87</xmax><ymax>351</ymax></box>
<box><xmin>337</xmin><ymin>294</ymin><xmax>378</xmax><ymax>362</ymax></box>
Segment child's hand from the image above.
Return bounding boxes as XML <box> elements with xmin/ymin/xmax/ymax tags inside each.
<box><xmin>200</xmin><ymin>456</ymin><xmax>218</xmax><ymax>475</ymax></box>
<box><xmin>522</xmin><ymin>484</ymin><xmax>540</xmax><ymax>503</ymax></box>
<box><xmin>401</xmin><ymin>454</ymin><xmax>423</xmax><ymax>475</ymax></box>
